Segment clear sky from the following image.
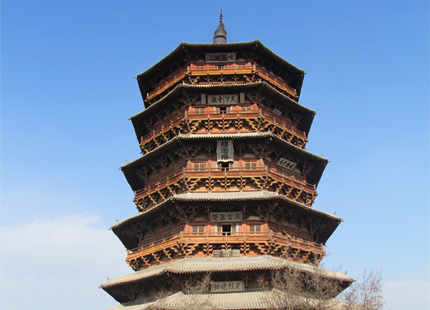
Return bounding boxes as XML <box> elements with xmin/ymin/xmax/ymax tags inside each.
<box><xmin>1</xmin><ymin>1</ymin><xmax>429</xmax><ymax>309</ymax></box>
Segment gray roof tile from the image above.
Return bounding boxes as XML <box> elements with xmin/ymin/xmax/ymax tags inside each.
<box><xmin>102</xmin><ymin>256</ymin><xmax>352</xmax><ymax>289</ymax></box>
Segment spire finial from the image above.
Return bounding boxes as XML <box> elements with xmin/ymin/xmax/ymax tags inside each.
<box><xmin>213</xmin><ymin>10</ymin><xmax>227</xmax><ymax>44</ymax></box>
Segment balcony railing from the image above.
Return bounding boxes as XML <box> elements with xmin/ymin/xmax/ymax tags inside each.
<box><xmin>134</xmin><ymin>161</ymin><xmax>315</xmax><ymax>199</ymax></box>
<box><xmin>126</xmin><ymin>231</ymin><xmax>324</xmax><ymax>258</ymax></box>
<box><xmin>139</xmin><ymin>105</ymin><xmax>307</xmax><ymax>150</ymax></box>
<box><xmin>145</xmin><ymin>63</ymin><xmax>298</xmax><ymax>102</ymax></box>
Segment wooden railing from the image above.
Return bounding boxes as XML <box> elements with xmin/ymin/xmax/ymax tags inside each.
<box><xmin>134</xmin><ymin>162</ymin><xmax>315</xmax><ymax>198</ymax></box>
<box><xmin>146</xmin><ymin>63</ymin><xmax>298</xmax><ymax>102</ymax></box>
<box><xmin>127</xmin><ymin>231</ymin><xmax>324</xmax><ymax>257</ymax></box>
<box><xmin>140</xmin><ymin>108</ymin><xmax>187</xmax><ymax>142</ymax></box>
<box><xmin>146</xmin><ymin>66</ymin><xmax>189</xmax><ymax>102</ymax></box>
<box><xmin>139</xmin><ymin>105</ymin><xmax>306</xmax><ymax>149</ymax></box>
<box><xmin>143</xmin><ymin>162</ymin><xmax>187</xmax><ymax>189</ymax></box>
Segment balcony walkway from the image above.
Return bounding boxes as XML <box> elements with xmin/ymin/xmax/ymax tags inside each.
<box><xmin>146</xmin><ymin>63</ymin><xmax>298</xmax><ymax>102</ymax></box>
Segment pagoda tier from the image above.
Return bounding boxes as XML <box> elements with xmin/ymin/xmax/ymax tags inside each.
<box><xmin>113</xmin><ymin>195</ymin><xmax>340</xmax><ymax>249</ymax></box>
<box><xmin>102</xmin><ymin>256</ymin><xmax>352</xmax><ymax>306</ymax></box>
<box><xmin>121</xmin><ymin>134</ymin><xmax>327</xmax><ymax>211</ymax></box>
<box><xmin>136</xmin><ymin>41</ymin><xmax>305</xmax><ymax>107</ymax></box>
<box><xmin>130</xmin><ymin>83</ymin><xmax>316</xmax><ymax>141</ymax></box>
<box><xmin>111</xmin><ymin>195</ymin><xmax>340</xmax><ymax>271</ymax></box>
<box><xmin>102</xmin><ymin>18</ymin><xmax>351</xmax><ymax>310</ymax></box>
<box><xmin>137</xmin><ymin>103</ymin><xmax>309</xmax><ymax>154</ymax></box>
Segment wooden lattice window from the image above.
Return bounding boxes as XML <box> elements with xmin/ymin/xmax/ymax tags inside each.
<box><xmin>249</xmin><ymin>224</ymin><xmax>261</xmax><ymax>235</ymax></box>
<box><xmin>214</xmin><ymin>225</ymin><xmax>221</xmax><ymax>235</ymax></box>
<box><xmin>242</xmin><ymin>106</ymin><xmax>252</xmax><ymax>112</ymax></box>
<box><xmin>234</xmin><ymin>224</ymin><xmax>240</xmax><ymax>235</ymax></box>
<box><xmin>217</xmin><ymin>106</ymin><xmax>233</xmax><ymax>114</ymax></box>
<box><xmin>194</xmin><ymin>162</ymin><xmax>206</xmax><ymax>171</ymax></box>
<box><xmin>192</xmin><ymin>226</ymin><xmax>205</xmax><ymax>235</ymax></box>
<box><xmin>245</xmin><ymin>162</ymin><xmax>257</xmax><ymax>170</ymax></box>
<box><xmin>195</xmin><ymin>108</ymin><xmax>206</xmax><ymax>114</ymax></box>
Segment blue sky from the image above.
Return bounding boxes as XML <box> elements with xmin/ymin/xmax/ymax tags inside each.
<box><xmin>1</xmin><ymin>1</ymin><xmax>429</xmax><ymax>309</ymax></box>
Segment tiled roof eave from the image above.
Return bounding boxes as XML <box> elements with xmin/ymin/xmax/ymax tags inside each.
<box><xmin>102</xmin><ymin>265</ymin><xmax>168</xmax><ymax>288</ymax></box>
<box><xmin>136</xmin><ymin>41</ymin><xmax>304</xmax><ymax>80</ymax></box>
<box><xmin>102</xmin><ymin>260</ymin><xmax>279</xmax><ymax>289</ymax></box>
<box><xmin>120</xmin><ymin>132</ymin><xmax>328</xmax><ymax>170</ymax></box>
<box><xmin>108</xmin><ymin>290</ymin><xmax>356</xmax><ymax>310</ymax></box>
<box><xmin>111</xmin><ymin>191</ymin><xmax>341</xmax><ymax>231</ymax></box>
<box><xmin>129</xmin><ymin>81</ymin><xmax>315</xmax><ymax>120</ymax></box>
<box><xmin>180</xmin><ymin>40</ymin><xmax>305</xmax><ymax>73</ymax></box>
<box><xmin>129</xmin><ymin>82</ymin><xmax>263</xmax><ymax>120</ymax></box>
<box><xmin>101</xmin><ymin>256</ymin><xmax>353</xmax><ymax>289</ymax></box>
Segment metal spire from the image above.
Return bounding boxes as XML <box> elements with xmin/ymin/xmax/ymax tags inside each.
<box><xmin>213</xmin><ymin>9</ymin><xmax>227</xmax><ymax>44</ymax></box>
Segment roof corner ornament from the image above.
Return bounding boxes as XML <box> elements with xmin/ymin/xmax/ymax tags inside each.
<box><xmin>213</xmin><ymin>9</ymin><xmax>227</xmax><ymax>44</ymax></box>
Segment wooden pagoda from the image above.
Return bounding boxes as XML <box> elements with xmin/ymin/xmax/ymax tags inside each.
<box><xmin>102</xmin><ymin>16</ymin><xmax>353</xmax><ymax>310</ymax></box>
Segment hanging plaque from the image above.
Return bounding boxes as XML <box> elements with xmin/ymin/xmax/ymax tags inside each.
<box><xmin>208</xmin><ymin>94</ymin><xmax>238</xmax><ymax>105</ymax></box>
<box><xmin>272</xmin><ymin>108</ymin><xmax>282</xmax><ymax>116</ymax></box>
<box><xmin>217</xmin><ymin>140</ymin><xmax>234</xmax><ymax>162</ymax></box>
<box><xmin>276</xmin><ymin>157</ymin><xmax>297</xmax><ymax>170</ymax></box>
<box><xmin>205</xmin><ymin>52</ymin><xmax>236</xmax><ymax>63</ymax></box>
<box><xmin>210</xmin><ymin>212</ymin><xmax>242</xmax><ymax>222</ymax></box>
<box><xmin>213</xmin><ymin>250</ymin><xmax>241</xmax><ymax>258</ymax></box>
<box><xmin>211</xmin><ymin>281</ymin><xmax>244</xmax><ymax>293</ymax></box>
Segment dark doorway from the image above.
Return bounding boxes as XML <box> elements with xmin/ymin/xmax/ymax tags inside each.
<box><xmin>222</xmin><ymin>225</ymin><xmax>231</xmax><ymax>236</ymax></box>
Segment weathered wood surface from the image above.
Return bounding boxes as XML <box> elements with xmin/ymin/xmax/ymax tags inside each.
<box><xmin>146</xmin><ymin>63</ymin><xmax>298</xmax><ymax>102</ymax></box>
<box><xmin>139</xmin><ymin>106</ymin><xmax>307</xmax><ymax>154</ymax></box>
<box><xmin>125</xmin><ymin>231</ymin><xmax>325</xmax><ymax>270</ymax></box>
